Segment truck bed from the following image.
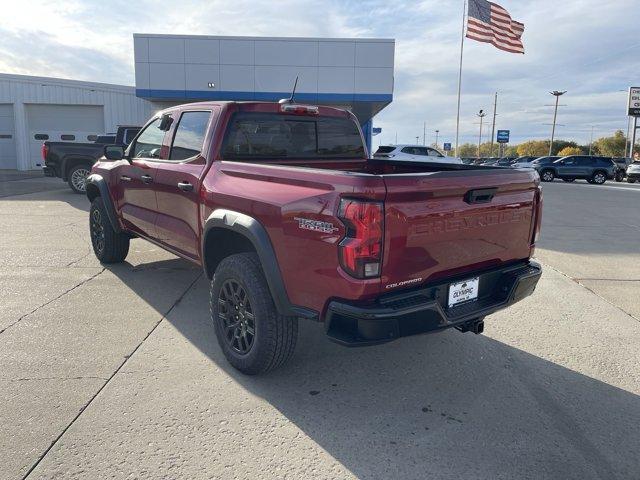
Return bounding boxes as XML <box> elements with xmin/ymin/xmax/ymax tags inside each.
<box><xmin>212</xmin><ymin>157</ymin><xmax>540</xmax><ymax>305</ymax></box>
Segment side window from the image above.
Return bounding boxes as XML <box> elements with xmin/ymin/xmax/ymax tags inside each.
<box><xmin>169</xmin><ymin>111</ymin><xmax>211</xmax><ymax>160</ymax></box>
<box><xmin>132</xmin><ymin>119</ymin><xmax>165</xmax><ymax>159</ymax></box>
<box><xmin>427</xmin><ymin>148</ymin><xmax>443</xmax><ymax>157</ymax></box>
<box><xmin>414</xmin><ymin>148</ymin><xmax>429</xmax><ymax>156</ymax></box>
<box><xmin>401</xmin><ymin>147</ymin><xmax>415</xmax><ymax>154</ymax></box>
<box><xmin>564</xmin><ymin>157</ymin><xmax>576</xmax><ymax>165</ymax></box>
<box><xmin>124</xmin><ymin>129</ymin><xmax>138</xmax><ymax>145</ymax></box>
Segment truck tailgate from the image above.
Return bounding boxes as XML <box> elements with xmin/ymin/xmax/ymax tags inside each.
<box><xmin>381</xmin><ymin>168</ymin><xmax>539</xmax><ymax>290</ymax></box>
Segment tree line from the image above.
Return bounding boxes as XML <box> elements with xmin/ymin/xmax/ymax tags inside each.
<box><xmin>455</xmin><ymin>130</ymin><xmax>638</xmax><ymax>158</ymax></box>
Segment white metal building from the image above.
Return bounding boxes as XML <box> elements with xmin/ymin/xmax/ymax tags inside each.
<box><xmin>0</xmin><ymin>35</ymin><xmax>394</xmax><ymax>171</ymax></box>
<box><xmin>133</xmin><ymin>34</ymin><xmax>395</xmax><ymax>151</ymax></box>
<box><xmin>0</xmin><ymin>74</ymin><xmax>153</xmax><ymax>170</ymax></box>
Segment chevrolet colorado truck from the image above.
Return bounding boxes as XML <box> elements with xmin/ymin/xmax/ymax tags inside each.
<box><xmin>86</xmin><ymin>101</ymin><xmax>542</xmax><ymax>375</ymax></box>
<box><xmin>43</xmin><ymin>125</ymin><xmax>140</xmax><ymax>193</ymax></box>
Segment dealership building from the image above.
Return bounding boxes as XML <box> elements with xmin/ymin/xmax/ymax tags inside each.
<box><xmin>0</xmin><ymin>34</ymin><xmax>394</xmax><ymax>171</ymax></box>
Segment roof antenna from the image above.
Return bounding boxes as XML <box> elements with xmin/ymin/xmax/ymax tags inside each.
<box><xmin>279</xmin><ymin>76</ymin><xmax>298</xmax><ymax>104</ymax></box>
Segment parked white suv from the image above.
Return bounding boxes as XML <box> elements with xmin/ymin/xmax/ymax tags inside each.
<box><xmin>373</xmin><ymin>144</ymin><xmax>462</xmax><ymax>164</ymax></box>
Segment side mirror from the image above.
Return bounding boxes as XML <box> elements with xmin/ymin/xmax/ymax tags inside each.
<box><xmin>104</xmin><ymin>144</ymin><xmax>125</xmax><ymax>161</ymax></box>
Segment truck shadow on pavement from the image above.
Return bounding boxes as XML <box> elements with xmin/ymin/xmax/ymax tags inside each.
<box><xmin>105</xmin><ymin>257</ymin><xmax>640</xmax><ymax>480</ymax></box>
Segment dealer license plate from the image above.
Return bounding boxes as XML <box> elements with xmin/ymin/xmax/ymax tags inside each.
<box><xmin>448</xmin><ymin>277</ymin><xmax>479</xmax><ymax>308</ymax></box>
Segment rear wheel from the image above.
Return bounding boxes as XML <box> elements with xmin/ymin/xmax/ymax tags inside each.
<box><xmin>67</xmin><ymin>164</ymin><xmax>91</xmax><ymax>194</ymax></box>
<box><xmin>627</xmin><ymin>178</ymin><xmax>637</xmax><ymax>183</ymax></box>
<box><xmin>592</xmin><ymin>171</ymin><xmax>607</xmax><ymax>185</ymax></box>
<box><xmin>615</xmin><ymin>171</ymin><xmax>625</xmax><ymax>182</ymax></box>
<box><xmin>210</xmin><ymin>253</ymin><xmax>298</xmax><ymax>375</ymax></box>
<box><xmin>540</xmin><ymin>170</ymin><xmax>555</xmax><ymax>182</ymax></box>
<box><xmin>89</xmin><ymin>197</ymin><xmax>130</xmax><ymax>263</ymax></box>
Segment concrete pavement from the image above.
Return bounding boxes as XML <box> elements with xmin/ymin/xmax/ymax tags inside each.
<box><xmin>1</xmin><ymin>179</ymin><xmax>639</xmax><ymax>480</ymax></box>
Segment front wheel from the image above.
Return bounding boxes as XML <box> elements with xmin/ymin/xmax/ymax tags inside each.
<box><xmin>592</xmin><ymin>171</ymin><xmax>607</xmax><ymax>185</ymax></box>
<box><xmin>627</xmin><ymin>178</ymin><xmax>636</xmax><ymax>184</ymax></box>
<box><xmin>210</xmin><ymin>253</ymin><xmax>298</xmax><ymax>375</ymax></box>
<box><xmin>540</xmin><ymin>170</ymin><xmax>555</xmax><ymax>182</ymax></box>
<box><xmin>615</xmin><ymin>171</ymin><xmax>625</xmax><ymax>182</ymax></box>
<box><xmin>67</xmin><ymin>164</ymin><xmax>92</xmax><ymax>194</ymax></box>
<box><xmin>90</xmin><ymin>197</ymin><xmax>130</xmax><ymax>263</ymax></box>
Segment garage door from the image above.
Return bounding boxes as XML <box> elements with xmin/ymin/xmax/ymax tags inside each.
<box><xmin>0</xmin><ymin>104</ymin><xmax>17</xmax><ymax>170</ymax></box>
<box><xmin>26</xmin><ymin>104</ymin><xmax>105</xmax><ymax>169</ymax></box>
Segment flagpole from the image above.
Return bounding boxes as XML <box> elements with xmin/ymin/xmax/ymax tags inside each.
<box><xmin>454</xmin><ymin>0</ymin><xmax>467</xmax><ymax>157</ymax></box>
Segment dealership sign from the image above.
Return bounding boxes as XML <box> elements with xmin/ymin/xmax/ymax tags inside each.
<box><xmin>629</xmin><ymin>87</ymin><xmax>640</xmax><ymax>116</ymax></box>
<box><xmin>496</xmin><ymin>130</ymin><xmax>510</xmax><ymax>143</ymax></box>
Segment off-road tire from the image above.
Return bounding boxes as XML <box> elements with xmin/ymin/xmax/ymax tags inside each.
<box><xmin>210</xmin><ymin>253</ymin><xmax>298</xmax><ymax>375</ymax></box>
<box><xmin>89</xmin><ymin>197</ymin><xmax>130</xmax><ymax>263</ymax></box>
<box><xmin>67</xmin><ymin>164</ymin><xmax>92</xmax><ymax>194</ymax></box>
<box><xmin>540</xmin><ymin>169</ymin><xmax>554</xmax><ymax>182</ymax></box>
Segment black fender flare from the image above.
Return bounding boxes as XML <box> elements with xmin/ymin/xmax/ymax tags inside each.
<box><xmin>202</xmin><ymin>209</ymin><xmax>318</xmax><ymax>321</ymax></box>
<box><xmin>85</xmin><ymin>174</ymin><xmax>121</xmax><ymax>233</ymax></box>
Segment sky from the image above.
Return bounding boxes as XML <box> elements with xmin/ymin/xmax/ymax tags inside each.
<box><xmin>0</xmin><ymin>0</ymin><xmax>638</xmax><ymax>147</ymax></box>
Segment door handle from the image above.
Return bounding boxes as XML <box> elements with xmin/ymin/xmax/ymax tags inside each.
<box><xmin>120</xmin><ymin>175</ymin><xmax>132</xmax><ymax>182</ymax></box>
<box><xmin>141</xmin><ymin>174</ymin><xmax>153</xmax><ymax>184</ymax></box>
<box><xmin>177</xmin><ymin>182</ymin><xmax>194</xmax><ymax>192</ymax></box>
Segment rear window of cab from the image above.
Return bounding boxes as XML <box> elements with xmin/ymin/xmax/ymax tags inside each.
<box><xmin>221</xmin><ymin>113</ymin><xmax>365</xmax><ymax>160</ymax></box>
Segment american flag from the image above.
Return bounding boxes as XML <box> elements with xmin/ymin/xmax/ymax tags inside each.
<box><xmin>466</xmin><ymin>0</ymin><xmax>525</xmax><ymax>54</ymax></box>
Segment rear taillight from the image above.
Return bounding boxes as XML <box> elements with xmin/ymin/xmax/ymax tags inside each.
<box><xmin>533</xmin><ymin>186</ymin><xmax>543</xmax><ymax>243</ymax></box>
<box><xmin>338</xmin><ymin>199</ymin><xmax>384</xmax><ymax>279</ymax></box>
<box><xmin>41</xmin><ymin>143</ymin><xmax>48</xmax><ymax>161</ymax></box>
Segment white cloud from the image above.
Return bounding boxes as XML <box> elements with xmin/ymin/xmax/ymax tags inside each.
<box><xmin>0</xmin><ymin>0</ymin><xmax>638</xmax><ymax>146</ymax></box>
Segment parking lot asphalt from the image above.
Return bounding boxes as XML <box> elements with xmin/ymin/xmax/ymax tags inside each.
<box><xmin>1</xmin><ymin>177</ymin><xmax>639</xmax><ymax>480</ymax></box>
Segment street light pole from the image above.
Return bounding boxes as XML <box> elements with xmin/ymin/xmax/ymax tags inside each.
<box><xmin>588</xmin><ymin>125</ymin><xmax>594</xmax><ymax>156</ymax></box>
<box><xmin>423</xmin><ymin>122</ymin><xmax>426</xmax><ymax>146</ymax></box>
<box><xmin>549</xmin><ymin>90</ymin><xmax>567</xmax><ymax>156</ymax></box>
<box><xmin>490</xmin><ymin>91</ymin><xmax>498</xmax><ymax>156</ymax></box>
<box><xmin>435</xmin><ymin>130</ymin><xmax>440</xmax><ymax>148</ymax></box>
<box><xmin>477</xmin><ymin>109</ymin><xmax>487</xmax><ymax>157</ymax></box>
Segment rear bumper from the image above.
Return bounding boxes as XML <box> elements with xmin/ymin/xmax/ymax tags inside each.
<box><xmin>325</xmin><ymin>260</ymin><xmax>542</xmax><ymax>346</ymax></box>
<box><xmin>42</xmin><ymin>166</ymin><xmax>57</xmax><ymax>177</ymax></box>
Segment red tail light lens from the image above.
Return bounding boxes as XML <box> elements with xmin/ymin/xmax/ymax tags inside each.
<box><xmin>41</xmin><ymin>143</ymin><xmax>48</xmax><ymax>161</ymax></box>
<box><xmin>338</xmin><ymin>199</ymin><xmax>383</xmax><ymax>279</ymax></box>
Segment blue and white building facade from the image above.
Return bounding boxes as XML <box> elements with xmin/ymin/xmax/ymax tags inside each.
<box><xmin>133</xmin><ymin>34</ymin><xmax>394</xmax><ymax>151</ymax></box>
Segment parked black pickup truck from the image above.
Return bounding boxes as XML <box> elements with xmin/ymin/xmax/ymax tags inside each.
<box><xmin>43</xmin><ymin>125</ymin><xmax>140</xmax><ymax>193</ymax></box>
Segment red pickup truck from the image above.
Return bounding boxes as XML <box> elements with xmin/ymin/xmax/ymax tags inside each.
<box><xmin>86</xmin><ymin>101</ymin><xmax>542</xmax><ymax>374</ymax></box>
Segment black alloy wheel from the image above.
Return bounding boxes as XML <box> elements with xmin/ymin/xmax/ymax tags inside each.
<box><xmin>217</xmin><ymin>279</ymin><xmax>256</xmax><ymax>355</ymax></box>
<box><xmin>90</xmin><ymin>206</ymin><xmax>105</xmax><ymax>256</ymax></box>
